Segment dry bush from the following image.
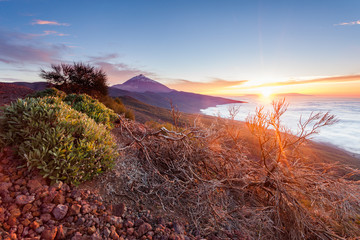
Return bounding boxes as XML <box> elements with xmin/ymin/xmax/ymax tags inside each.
<box><xmin>106</xmin><ymin>99</ymin><xmax>360</xmax><ymax>239</ymax></box>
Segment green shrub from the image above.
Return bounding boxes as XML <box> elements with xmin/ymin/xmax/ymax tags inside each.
<box><xmin>28</xmin><ymin>88</ymin><xmax>66</xmax><ymax>99</ymax></box>
<box><xmin>0</xmin><ymin>97</ymin><xmax>118</xmax><ymax>184</ymax></box>
<box><xmin>100</xmin><ymin>96</ymin><xmax>135</xmax><ymax>121</ymax></box>
<box><xmin>64</xmin><ymin>94</ymin><xmax>118</xmax><ymax>128</ymax></box>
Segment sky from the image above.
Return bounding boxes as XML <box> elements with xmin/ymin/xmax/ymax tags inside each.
<box><xmin>0</xmin><ymin>0</ymin><xmax>360</xmax><ymax>97</ymax></box>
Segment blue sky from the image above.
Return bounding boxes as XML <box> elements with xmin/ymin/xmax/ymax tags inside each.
<box><xmin>1</xmin><ymin>0</ymin><xmax>360</xmax><ymax>96</ymax></box>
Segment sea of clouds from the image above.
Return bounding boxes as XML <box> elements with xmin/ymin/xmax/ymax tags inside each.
<box><xmin>201</xmin><ymin>96</ymin><xmax>360</xmax><ymax>155</ymax></box>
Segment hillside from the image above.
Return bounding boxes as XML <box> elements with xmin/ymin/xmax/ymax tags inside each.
<box><xmin>1</xmin><ymin>86</ymin><xmax>360</xmax><ymax>239</ymax></box>
<box><xmin>117</xmin><ymin>95</ymin><xmax>216</xmax><ymax>126</ymax></box>
<box><xmin>109</xmin><ymin>88</ymin><xmax>244</xmax><ymax>113</ymax></box>
<box><xmin>9</xmin><ymin>80</ymin><xmax>244</xmax><ymax>114</ymax></box>
<box><xmin>7</xmin><ymin>81</ymin><xmax>48</xmax><ymax>91</ymax></box>
<box><xmin>0</xmin><ymin>83</ymin><xmax>34</xmax><ymax>106</ymax></box>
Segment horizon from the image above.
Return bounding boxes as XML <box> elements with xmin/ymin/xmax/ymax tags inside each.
<box><xmin>1</xmin><ymin>0</ymin><xmax>360</xmax><ymax>97</ymax></box>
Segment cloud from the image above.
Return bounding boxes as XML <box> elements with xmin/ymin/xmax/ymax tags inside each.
<box><xmin>250</xmin><ymin>75</ymin><xmax>360</xmax><ymax>88</ymax></box>
<box><xmin>31</xmin><ymin>19</ymin><xmax>70</xmax><ymax>26</ymax></box>
<box><xmin>88</xmin><ymin>54</ymin><xmax>120</xmax><ymax>62</ymax></box>
<box><xmin>0</xmin><ymin>77</ymin><xmax>22</xmax><ymax>82</ymax></box>
<box><xmin>87</xmin><ymin>55</ymin><xmax>155</xmax><ymax>85</ymax></box>
<box><xmin>28</xmin><ymin>30</ymin><xmax>69</xmax><ymax>37</ymax></box>
<box><xmin>167</xmin><ymin>78</ymin><xmax>248</xmax><ymax>93</ymax></box>
<box><xmin>0</xmin><ymin>29</ymin><xmax>70</xmax><ymax>64</ymax></box>
<box><xmin>334</xmin><ymin>20</ymin><xmax>360</xmax><ymax>26</ymax></box>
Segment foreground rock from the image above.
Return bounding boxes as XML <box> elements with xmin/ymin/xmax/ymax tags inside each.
<box><xmin>0</xmin><ymin>147</ymin><xmax>195</xmax><ymax>239</ymax></box>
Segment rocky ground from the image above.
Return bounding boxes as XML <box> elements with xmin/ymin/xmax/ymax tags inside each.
<box><xmin>0</xmin><ymin>147</ymin><xmax>198</xmax><ymax>240</ymax></box>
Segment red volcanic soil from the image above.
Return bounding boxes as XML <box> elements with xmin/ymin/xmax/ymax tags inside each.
<box><xmin>0</xmin><ymin>83</ymin><xmax>34</xmax><ymax>106</ymax></box>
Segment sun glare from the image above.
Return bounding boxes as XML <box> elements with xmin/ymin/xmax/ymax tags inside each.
<box><xmin>260</xmin><ymin>87</ymin><xmax>273</xmax><ymax>98</ymax></box>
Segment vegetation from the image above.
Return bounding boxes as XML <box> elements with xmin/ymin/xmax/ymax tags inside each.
<box><xmin>1</xmin><ymin>79</ymin><xmax>360</xmax><ymax>238</ymax></box>
<box><xmin>99</xmin><ymin>95</ymin><xmax>135</xmax><ymax>120</ymax></box>
<box><xmin>64</xmin><ymin>94</ymin><xmax>118</xmax><ymax>128</ymax></box>
<box><xmin>27</xmin><ymin>87</ymin><xmax>66</xmax><ymax>99</ymax></box>
<box><xmin>0</xmin><ymin>96</ymin><xmax>118</xmax><ymax>185</ymax></box>
<box><xmin>40</xmin><ymin>62</ymin><xmax>108</xmax><ymax>97</ymax></box>
<box><xmin>103</xmin><ymin>99</ymin><xmax>360</xmax><ymax>239</ymax></box>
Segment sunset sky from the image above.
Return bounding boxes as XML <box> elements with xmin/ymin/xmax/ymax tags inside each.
<box><xmin>1</xmin><ymin>0</ymin><xmax>360</xmax><ymax>97</ymax></box>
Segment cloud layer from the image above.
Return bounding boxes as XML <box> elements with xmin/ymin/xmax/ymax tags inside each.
<box><xmin>0</xmin><ymin>30</ymin><xmax>69</xmax><ymax>64</ymax></box>
<box><xmin>252</xmin><ymin>75</ymin><xmax>360</xmax><ymax>88</ymax></box>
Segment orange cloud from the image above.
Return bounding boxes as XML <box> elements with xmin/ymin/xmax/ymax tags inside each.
<box><xmin>167</xmin><ymin>78</ymin><xmax>248</xmax><ymax>94</ymax></box>
<box><xmin>31</xmin><ymin>19</ymin><xmax>69</xmax><ymax>26</ymax></box>
<box><xmin>252</xmin><ymin>75</ymin><xmax>360</xmax><ymax>88</ymax></box>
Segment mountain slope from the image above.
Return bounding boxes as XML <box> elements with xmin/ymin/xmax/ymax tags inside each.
<box><xmin>0</xmin><ymin>83</ymin><xmax>34</xmax><ymax>106</ymax></box>
<box><xmin>8</xmin><ymin>81</ymin><xmax>48</xmax><ymax>91</ymax></box>
<box><xmin>109</xmin><ymin>87</ymin><xmax>244</xmax><ymax>113</ymax></box>
<box><xmin>112</xmin><ymin>74</ymin><xmax>172</xmax><ymax>93</ymax></box>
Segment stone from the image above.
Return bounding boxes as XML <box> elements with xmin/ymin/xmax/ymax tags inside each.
<box><xmin>127</xmin><ymin>227</ymin><xmax>134</xmax><ymax>235</ymax></box>
<box><xmin>87</xmin><ymin>226</ymin><xmax>96</xmax><ymax>235</ymax></box>
<box><xmin>103</xmin><ymin>227</ymin><xmax>111</xmax><ymax>238</ymax></box>
<box><xmin>53</xmin><ymin>191</ymin><xmax>65</xmax><ymax>204</ymax></box>
<box><xmin>55</xmin><ymin>224</ymin><xmax>66</xmax><ymax>240</ymax></box>
<box><xmin>110</xmin><ymin>216</ymin><xmax>122</xmax><ymax>226</ymax></box>
<box><xmin>22</xmin><ymin>219</ymin><xmax>31</xmax><ymax>226</ymax></box>
<box><xmin>40</xmin><ymin>213</ymin><xmax>52</xmax><ymax>222</ymax></box>
<box><xmin>135</xmin><ymin>218</ymin><xmax>144</xmax><ymax>227</ymax></box>
<box><xmin>43</xmin><ymin>190</ymin><xmax>57</xmax><ymax>203</ymax></box>
<box><xmin>51</xmin><ymin>181</ymin><xmax>63</xmax><ymax>190</ymax></box>
<box><xmin>8</xmin><ymin>216</ymin><xmax>17</xmax><ymax>226</ymax></box>
<box><xmin>36</xmin><ymin>226</ymin><xmax>45</xmax><ymax>234</ymax></box>
<box><xmin>23</xmin><ymin>211</ymin><xmax>33</xmax><ymax>219</ymax></box>
<box><xmin>76</xmin><ymin>217</ymin><xmax>85</xmax><ymax>225</ymax></box>
<box><xmin>23</xmin><ymin>203</ymin><xmax>33</xmax><ymax>213</ymax></box>
<box><xmin>42</xmin><ymin>226</ymin><xmax>58</xmax><ymax>240</ymax></box>
<box><xmin>69</xmin><ymin>204</ymin><xmax>81</xmax><ymax>215</ymax></box>
<box><xmin>0</xmin><ymin>182</ymin><xmax>12</xmax><ymax>193</ymax></box>
<box><xmin>137</xmin><ymin>223</ymin><xmax>152</xmax><ymax>236</ymax></box>
<box><xmin>27</xmin><ymin>179</ymin><xmax>42</xmax><ymax>193</ymax></box>
<box><xmin>71</xmin><ymin>232</ymin><xmax>83</xmax><ymax>240</ymax></box>
<box><xmin>15</xmin><ymin>195</ymin><xmax>35</xmax><ymax>205</ymax></box>
<box><xmin>70</xmin><ymin>190</ymin><xmax>81</xmax><ymax>199</ymax></box>
<box><xmin>52</xmin><ymin>204</ymin><xmax>68</xmax><ymax>220</ymax></box>
<box><xmin>9</xmin><ymin>205</ymin><xmax>21</xmax><ymax>218</ymax></box>
<box><xmin>41</xmin><ymin>203</ymin><xmax>56</xmax><ymax>213</ymax></box>
<box><xmin>17</xmin><ymin>224</ymin><xmax>24</xmax><ymax>235</ymax></box>
<box><xmin>91</xmin><ymin>231</ymin><xmax>102</xmax><ymax>240</ymax></box>
<box><xmin>30</xmin><ymin>220</ymin><xmax>40</xmax><ymax>230</ymax></box>
<box><xmin>81</xmin><ymin>204</ymin><xmax>91</xmax><ymax>214</ymax></box>
<box><xmin>125</xmin><ymin>220</ymin><xmax>134</xmax><ymax>228</ymax></box>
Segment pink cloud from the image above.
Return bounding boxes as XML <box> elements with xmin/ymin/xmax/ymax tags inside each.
<box><xmin>92</xmin><ymin>61</ymin><xmax>154</xmax><ymax>85</ymax></box>
<box><xmin>28</xmin><ymin>30</ymin><xmax>69</xmax><ymax>37</ymax></box>
<box><xmin>31</xmin><ymin>19</ymin><xmax>70</xmax><ymax>26</ymax></box>
<box><xmin>0</xmin><ymin>30</ymin><xmax>69</xmax><ymax>64</ymax></box>
<box><xmin>334</xmin><ymin>20</ymin><xmax>360</xmax><ymax>26</ymax></box>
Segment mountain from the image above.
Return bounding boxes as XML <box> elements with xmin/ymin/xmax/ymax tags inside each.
<box><xmin>9</xmin><ymin>81</ymin><xmax>48</xmax><ymax>91</ymax></box>
<box><xmin>0</xmin><ymin>83</ymin><xmax>34</xmax><ymax>106</ymax></box>
<box><xmin>112</xmin><ymin>74</ymin><xmax>172</xmax><ymax>93</ymax></box>
<box><xmin>109</xmin><ymin>87</ymin><xmax>245</xmax><ymax>113</ymax></box>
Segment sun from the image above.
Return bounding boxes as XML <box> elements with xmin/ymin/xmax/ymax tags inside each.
<box><xmin>260</xmin><ymin>87</ymin><xmax>273</xmax><ymax>98</ymax></box>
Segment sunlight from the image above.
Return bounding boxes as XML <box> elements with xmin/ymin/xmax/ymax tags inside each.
<box><xmin>260</xmin><ymin>87</ymin><xmax>273</xmax><ymax>98</ymax></box>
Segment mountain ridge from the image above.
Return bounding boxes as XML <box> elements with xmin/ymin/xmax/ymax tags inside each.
<box><xmin>112</xmin><ymin>74</ymin><xmax>172</xmax><ymax>93</ymax></box>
